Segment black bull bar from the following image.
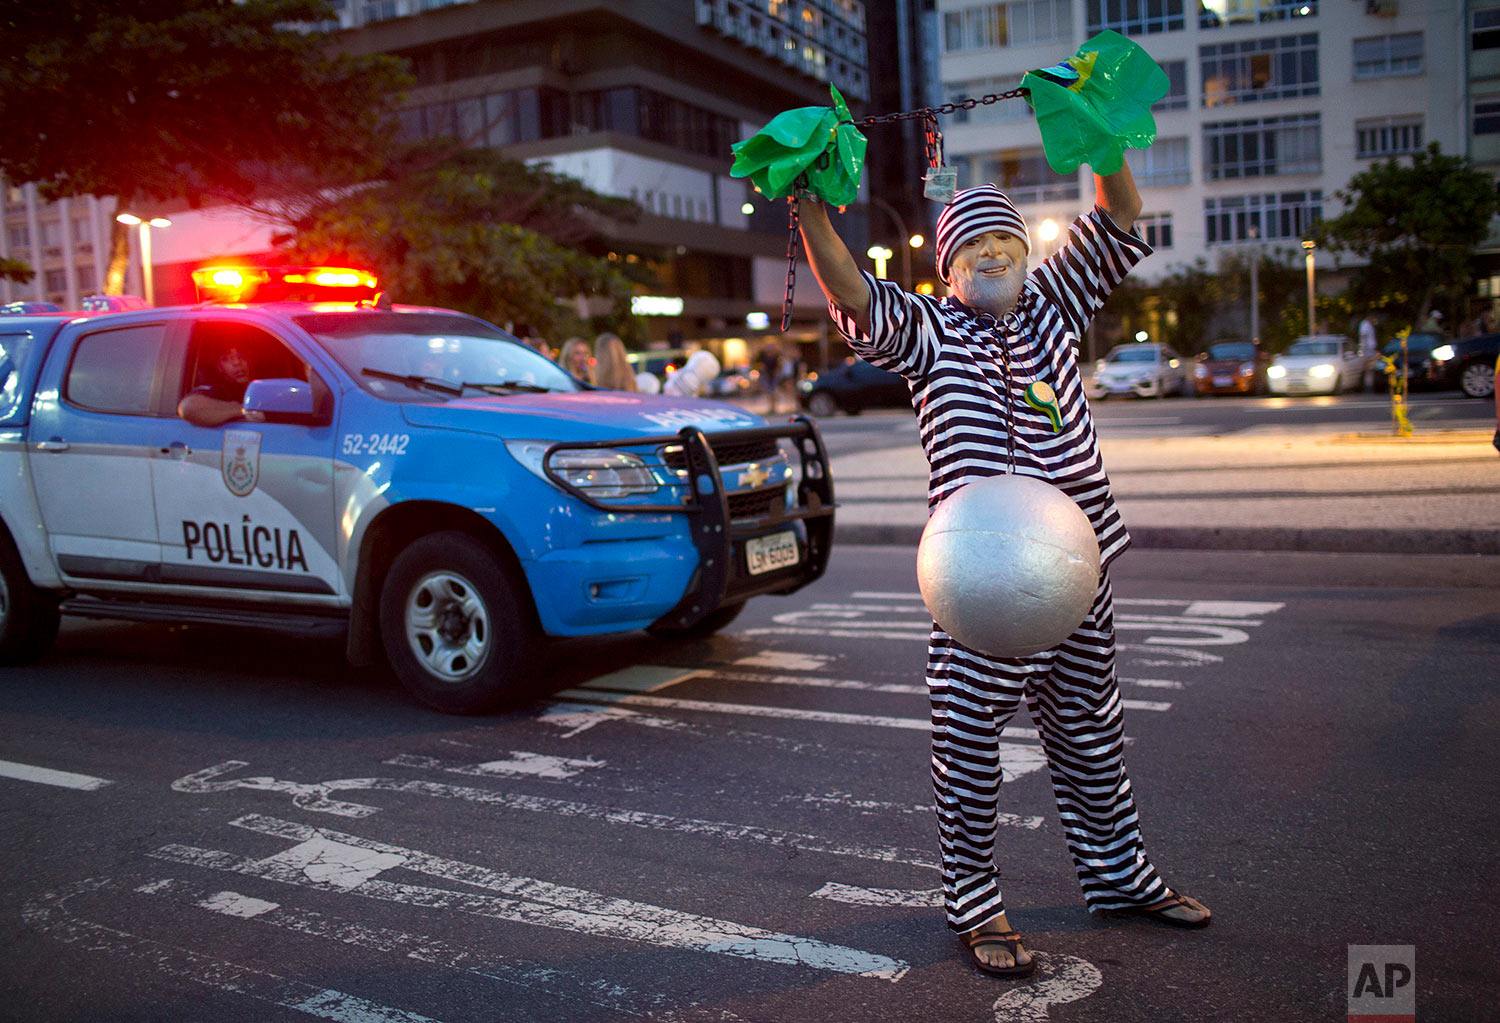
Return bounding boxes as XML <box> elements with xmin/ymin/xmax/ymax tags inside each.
<box><xmin>540</xmin><ymin>415</ymin><xmax>836</xmax><ymax>630</ymax></box>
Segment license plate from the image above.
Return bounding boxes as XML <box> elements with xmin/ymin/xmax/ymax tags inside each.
<box><xmin>745</xmin><ymin>530</ymin><xmax>799</xmax><ymax>575</ymax></box>
<box><xmin>1213</xmin><ymin>375</ymin><xmax>1233</xmax><ymax>387</ymax></box>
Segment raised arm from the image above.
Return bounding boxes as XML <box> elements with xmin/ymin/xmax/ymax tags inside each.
<box><xmin>797</xmin><ymin>199</ymin><xmax>871</xmax><ymax>337</ymax></box>
<box><xmin>1095</xmin><ymin>162</ymin><xmax>1142</xmax><ymax>235</ymax></box>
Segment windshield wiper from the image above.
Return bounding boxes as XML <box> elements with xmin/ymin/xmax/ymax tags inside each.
<box><xmin>361</xmin><ymin>367</ymin><xmax>463</xmax><ymax>396</ymax></box>
<box><xmin>460</xmin><ymin>380</ymin><xmax>554</xmax><ymax>395</ymax></box>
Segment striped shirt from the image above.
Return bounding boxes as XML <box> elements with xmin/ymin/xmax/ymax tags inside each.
<box><xmin>830</xmin><ymin>206</ymin><xmax>1150</xmax><ymax>568</ymax></box>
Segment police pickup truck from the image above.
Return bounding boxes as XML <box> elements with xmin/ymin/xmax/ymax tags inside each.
<box><xmin>0</xmin><ymin>267</ymin><xmax>833</xmax><ymax>712</ymax></box>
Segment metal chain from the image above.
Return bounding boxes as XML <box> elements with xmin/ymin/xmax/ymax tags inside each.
<box><xmin>781</xmin><ymin>197</ymin><xmax>801</xmax><ymax>332</ymax></box>
<box><xmin>848</xmin><ymin>88</ymin><xmax>1028</xmax><ymax>128</ymax></box>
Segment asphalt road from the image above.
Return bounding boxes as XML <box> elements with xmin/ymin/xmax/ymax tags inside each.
<box><xmin>806</xmin><ymin>389</ymin><xmax>1496</xmax><ymax>456</ymax></box>
<box><xmin>2</xmin><ymin>546</ymin><xmax>1496</xmax><ymax>1022</ymax></box>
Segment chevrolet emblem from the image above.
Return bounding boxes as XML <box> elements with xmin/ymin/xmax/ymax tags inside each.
<box><xmin>738</xmin><ymin>464</ymin><xmax>771</xmax><ymax>489</ymax></box>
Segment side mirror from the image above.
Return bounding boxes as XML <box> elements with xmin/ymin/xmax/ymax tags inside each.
<box><xmin>243</xmin><ymin>378</ymin><xmax>326</xmax><ymax>425</ymax></box>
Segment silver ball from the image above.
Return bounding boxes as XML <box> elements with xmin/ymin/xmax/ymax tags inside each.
<box><xmin>917</xmin><ymin>474</ymin><xmax>1101</xmax><ymax>658</ymax></box>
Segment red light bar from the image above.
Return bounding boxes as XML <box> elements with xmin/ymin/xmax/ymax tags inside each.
<box><xmin>192</xmin><ymin>265</ymin><xmax>379</xmax><ymax>303</ymax></box>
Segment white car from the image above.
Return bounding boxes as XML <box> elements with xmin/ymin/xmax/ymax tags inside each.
<box><xmin>1267</xmin><ymin>335</ymin><xmax>1365</xmax><ymax>395</ymax></box>
<box><xmin>1088</xmin><ymin>342</ymin><xmax>1189</xmax><ymax>399</ymax></box>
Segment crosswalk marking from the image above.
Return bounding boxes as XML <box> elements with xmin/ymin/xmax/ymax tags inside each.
<box><xmin>0</xmin><ymin>759</ymin><xmax>112</xmax><ymax>791</ymax></box>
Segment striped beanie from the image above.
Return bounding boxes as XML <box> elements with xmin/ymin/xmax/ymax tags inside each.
<box><xmin>934</xmin><ymin>185</ymin><xmax>1030</xmax><ymax>284</ymax></box>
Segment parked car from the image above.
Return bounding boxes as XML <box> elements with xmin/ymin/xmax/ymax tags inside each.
<box><xmin>1193</xmin><ymin>339</ymin><xmax>1271</xmax><ymax>396</ymax></box>
<box><xmin>0</xmin><ymin>301</ymin><xmax>61</xmax><ymax>314</ymax></box>
<box><xmin>79</xmin><ymin>294</ymin><xmax>150</xmax><ymax>312</ymax></box>
<box><xmin>1088</xmin><ymin>342</ymin><xmax>1189</xmax><ymax>399</ymax></box>
<box><xmin>0</xmin><ymin>267</ymin><xmax>835</xmax><ymax>713</ymax></box>
<box><xmin>1267</xmin><ymin>335</ymin><xmax>1365</xmax><ymax>395</ymax></box>
<box><xmin>797</xmin><ymin>358</ymin><xmax>909</xmax><ymax>416</ymax></box>
<box><xmin>1377</xmin><ymin>331</ymin><xmax>1500</xmax><ymax>397</ymax></box>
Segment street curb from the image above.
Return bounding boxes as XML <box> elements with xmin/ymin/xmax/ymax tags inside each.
<box><xmin>834</xmin><ymin>523</ymin><xmax>1500</xmax><ymax>555</ymax></box>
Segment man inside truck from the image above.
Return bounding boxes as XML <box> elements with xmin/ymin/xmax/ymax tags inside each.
<box><xmin>177</xmin><ymin>326</ymin><xmax>299</xmax><ymax>427</ymax></box>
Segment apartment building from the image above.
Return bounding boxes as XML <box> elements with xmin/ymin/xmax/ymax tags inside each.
<box><xmin>936</xmin><ymin>0</ymin><xmax>1470</xmax><ymax>298</ymax></box>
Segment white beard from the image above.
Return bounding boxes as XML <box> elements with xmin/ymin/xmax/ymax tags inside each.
<box><xmin>952</xmin><ymin>256</ymin><xmax>1027</xmax><ymax>318</ymax></box>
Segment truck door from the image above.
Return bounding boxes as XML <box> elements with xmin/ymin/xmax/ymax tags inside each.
<box><xmin>151</xmin><ymin>319</ymin><xmax>343</xmax><ymax>599</ymax></box>
<box><xmin>26</xmin><ymin>320</ymin><xmax>171</xmax><ymax>582</ymax></box>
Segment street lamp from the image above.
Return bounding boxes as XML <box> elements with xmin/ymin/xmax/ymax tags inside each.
<box><xmin>866</xmin><ymin>245</ymin><xmax>894</xmax><ymax>280</ymax></box>
<box><xmin>1301</xmin><ymin>238</ymin><xmax>1316</xmax><ymax>336</ymax></box>
<box><xmin>1247</xmin><ymin>225</ymin><xmax>1261</xmax><ymax>343</ymax></box>
<box><xmin>869</xmin><ymin>196</ymin><xmax>915</xmax><ymax>290</ymax></box>
<box><xmin>116</xmin><ymin>213</ymin><xmax>172</xmax><ymax>306</ymax></box>
<box><xmin>1038</xmin><ymin>218</ymin><xmax>1060</xmax><ymax>247</ymax></box>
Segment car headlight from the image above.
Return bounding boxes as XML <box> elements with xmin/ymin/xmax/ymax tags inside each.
<box><xmin>1267</xmin><ymin>365</ymin><xmax>1286</xmax><ymax>379</ymax></box>
<box><xmin>505</xmin><ymin>440</ymin><xmax>659</xmax><ymax>499</ymax></box>
<box><xmin>1239</xmin><ymin>361</ymin><xmax>1255</xmax><ymax>375</ymax></box>
<box><xmin>1431</xmin><ymin>344</ymin><xmax>1454</xmax><ymax>362</ymax></box>
<box><xmin>1194</xmin><ymin>365</ymin><xmax>1208</xmax><ymax>378</ymax></box>
<box><xmin>1308</xmin><ymin>363</ymin><xmax>1336</xmax><ymax>378</ymax></box>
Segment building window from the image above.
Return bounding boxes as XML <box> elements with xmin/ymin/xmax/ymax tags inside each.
<box><xmin>1474</xmin><ymin>96</ymin><xmax>1500</xmax><ymax>135</ymax></box>
<box><xmin>71</xmin><ymin>219</ymin><xmax>92</xmax><ymax>244</ymax></box>
<box><xmin>944</xmin><ymin>0</ymin><xmax>1072</xmax><ymax>51</ymax></box>
<box><xmin>974</xmin><ymin>146</ymin><xmax>1079</xmax><ymax>204</ymax></box>
<box><xmin>1204</xmin><ymin>190</ymin><xmax>1322</xmax><ymax>245</ymax></box>
<box><xmin>1131</xmin><ymin>136</ymin><xmax>1191</xmax><ymax>186</ymax></box>
<box><xmin>40</xmin><ymin>221</ymin><xmax>62</xmax><ymax>248</ymax></box>
<box><xmin>1197</xmin><ymin>0</ymin><xmax>1316</xmax><ymax>29</ymax></box>
<box><xmin>1353</xmin><ymin>33</ymin><xmax>1423</xmax><ymax>78</ymax></box>
<box><xmin>44</xmin><ymin>269</ymin><xmax>66</xmax><ymax>293</ymax></box>
<box><xmin>1204</xmin><ymin>113</ymin><xmax>1320</xmax><ymax>180</ymax></box>
<box><xmin>1136</xmin><ymin>212</ymin><xmax>1173</xmax><ymax>249</ymax></box>
<box><xmin>1200</xmin><ymin>34</ymin><xmax>1319</xmax><ymax>107</ymax></box>
<box><xmin>1355</xmin><ymin>116</ymin><xmax>1423</xmax><ymax>158</ymax></box>
<box><xmin>575</xmin><ymin>87</ymin><xmax>740</xmax><ymax>160</ymax></box>
<box><xmin>1085</xmin><ymin>0</ymin><xmax>1185</xmax><ymax>35</ymax></box>
<box><xmin>6</xmin><ymin>225</ymin><xmax>28</xmax><ymax>249</ymax></box>
<box><xmin>1153</xmin><ymin>60</ymin><xmax>1189</xmax><ymax>112</ymax></box>
<box><xmin>1473</xmin><ymin>8</ymin><xmax>1500</xmax><ymax>50</ymax></box>
<box><xmin>77</xmin><ymin>266</ymin><xmax>96</xmax><ymax>293</ymax></box>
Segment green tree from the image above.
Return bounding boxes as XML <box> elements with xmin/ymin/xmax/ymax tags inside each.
<box><xmin>285</xmin><ymin>148</ymin><xmax>652</xmax><ymax>342</ymax></box>
<box><xmin>0</xmin><ymin>0</ymin><xmax>409</xmax><ymax>290</ymax></box>
<box><xmin>1316</xmin><ymin>144</ymin><xmax>1500</xmax><ymax>327</ymax></box>
<box><xmin>0</xmin><ymin>257</ymin><xmax>34</xmax><ymax>286</ymax></box>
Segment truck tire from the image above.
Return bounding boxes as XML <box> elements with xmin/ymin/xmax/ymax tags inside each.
<box><xmin>647</xmin><ymin>601</ymin><xmax>745</xmax><ymax>640</ymax></box>
<box><xmin>379</xmin><ymin>531</ymin><xmax>539</xmax><ymax>714</ymax></box>
<box><xmin>0</xmin><ymin>536</ymin><xmax>60</xmax><ymax>664</ymax></box>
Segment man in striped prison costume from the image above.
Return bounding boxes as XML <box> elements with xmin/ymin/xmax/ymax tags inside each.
<box><xmin>798</xmin><ymin>166</ymin><xmax>1211</xmax><ymax>979</ymax></box>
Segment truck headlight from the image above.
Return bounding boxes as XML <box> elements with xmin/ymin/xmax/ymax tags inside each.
<box><xmin>506</xmin><ymin>440</ymin><xmax>659</xmax><ymax>499</ymax></box>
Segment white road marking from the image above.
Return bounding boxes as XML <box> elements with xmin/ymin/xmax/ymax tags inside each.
<box><xmin>993</xmin><ymin>952</ymin><xmax>1104</xmax><ymax>1022</ymax></box>
<box><xmin>809</xmin><ymin>883</ymin><xmax>941</xmax><ymax>908</ymax></box>
<box><xmin>24</xmin><ymin>878</ymin><xmax>444</xmax><ymax>1023</ymax></box>
<box><xmin>0</xmin><ymin>759</ymin><xmax>112</xmax><ymax>791</ymax></box>
<box><xmin>137</xmin><ymin>876</ymin><xmax>746</xmax><ymax>1021</ymax></box>
<box><xmin>783</xmin><ymin>793</ymin><xmax>1045</xmax><ymax>830</ymax></box>
<box><xmin>1183</xmin><ymin>600</ymin><xmax>1286</xmax><ymax>617</ymax></box>
<box><xmin>579</xmin><ymin>665</ymin><xmax>699</xmax><ymax>693</ymax></box>
<box><xmin>175</xmin><ymin>760</ymin><xmax>941</xmax><ymax>868</ymax></box>
<box><xmin>535</xmin><ymin>702</ymin><xmax>692</xmax><ymax>738</ymax></box>
<box><xmin>733</xmin><ymin>652</ymin><xmax>832</xmax><ymax>671</ymax></box>
<box><xmin>154</xmin><ymin>815</ymin><xmax>910</xmax><ymax>980</ymax></box>
<box><xmin>381</xmin><ymin>751</ymin><xmax>605</xmax><ymax>781</ymax></box>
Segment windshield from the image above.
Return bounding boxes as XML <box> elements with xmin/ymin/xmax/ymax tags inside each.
<box><xmin>294</xmin><ymin>311</ymin><xmax>580</xmax><ymax>400</ymax></box>
<box><xmin>1207</xmin><ymin>342</ymin><xmax>1255</xmax><ymax>360</ymax></box>
<box><xmin>1287</xmin><ymin>340</ymin><xmax>1339</xmax><ymax>356</ymax></box>
<box><xmin>1108</xmin><ymin>347</ymin><xmax>1158</xmax><ymax>363</ymax></box>
<box><xmin>1383</xmin><ymin>333</ymin><xmax>1438</xmax><ymax>355</ymax></box>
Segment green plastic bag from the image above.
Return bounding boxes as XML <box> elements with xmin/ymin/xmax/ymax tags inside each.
<box><xmin>1020</xmin><ymin>30</ymin><xmax>1169</xmax><ymax>176</ymax></box>
<box><xmin>729</xmin><ymin>84</ymin><xmax>867</xmax><ymax>207</ymax></box>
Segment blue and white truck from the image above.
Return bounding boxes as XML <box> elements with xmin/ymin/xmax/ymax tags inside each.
<box><xmin>0</xmin><ymin>267</ymin><xmax>834</xmax><ymax>712</ymax></box>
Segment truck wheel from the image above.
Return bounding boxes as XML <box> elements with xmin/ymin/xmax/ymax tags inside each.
<box><xmin>0</xmin><ymin>536</ymin><xmax>60</xmax><ymax>664</ymax></box>
<box><xmin>379</xmin><ymin>531</ymin><xmax>538</xmax><ymax>714</ymax></box>
<box><xmin>647</xmin><ymin>602</ymin><xmax>745</xmax><ymax>640</ymax></box>
<box><xmin>807</xmin><ymin>392</ymin><xmax>839</xmax><ymax>418</ymax></box>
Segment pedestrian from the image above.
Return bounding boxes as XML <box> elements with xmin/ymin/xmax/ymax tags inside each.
<box><xmin>756</xmin><ymin>340</ymin><xmax>783</xmax><ymax>413</ymax></box>
<box><xmin>1358</xmin><ymin>315</ymin><xmax>1378</xmax><ymax>391</ymax></box>
<box><xmin>1422</xmin><ymin>310</ymin><xmax>1443</xmax><ymax>333</ymax></box>
<box><xmin>592</xmin><ymin>333</ymin><xmax>637</xmax><ymax>391</ymax></box>
<box><xmin>797</xmin><ymin>166</ymin><xmax>1211</xmax><ymax>980</ymax></box>
<box><xmin>523</xmin><ymin>336</ymin><xmax>554</xmax><ymax>362</ymax></box>
<box><xmin>558</xmin><ymin>337</ymin><xmax>593</xmax><ymax>384</ymax></box>
<box><xmin>1492</xmin><ymin>353</ymin><xmax>1499</xmax><ymax>455</ymax></box>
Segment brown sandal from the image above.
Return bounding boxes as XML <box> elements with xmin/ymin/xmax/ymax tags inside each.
<box><xmin>1104</xmin><ymin>892</ymin><xmax>1212</xmax><ymax>929</ymax></box>
<box><xmin>962</xmin><ymin>928</ymin><xmax>1036</xmax><ymax>978</ymax></box>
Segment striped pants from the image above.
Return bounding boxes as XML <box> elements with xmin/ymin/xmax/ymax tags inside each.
<box><xmin>928</xmin><ymin>571</ymin><xmax>1167</xmax><ymax>932</ymax></box>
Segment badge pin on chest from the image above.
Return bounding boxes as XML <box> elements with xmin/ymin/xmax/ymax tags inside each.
<box><xmin>1024</xmin><ymin>381</ymin><xmax>1063</xmax><ymax>432</ymax></box>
